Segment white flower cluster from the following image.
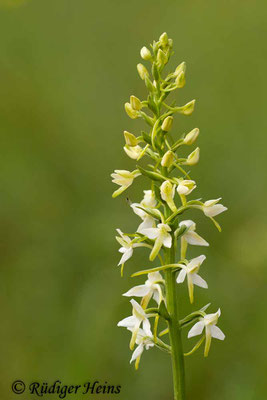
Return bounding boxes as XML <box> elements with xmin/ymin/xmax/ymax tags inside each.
<box><xmin>111</xmin><ymin>32</ymin><xmax>227</xmax><ymax>372</ymax></box>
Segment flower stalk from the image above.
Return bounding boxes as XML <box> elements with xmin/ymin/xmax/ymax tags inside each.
<box><xmin>112</xmin><ymin>32</ymin><xmax>227</xmax><ymax>399</ymax></box>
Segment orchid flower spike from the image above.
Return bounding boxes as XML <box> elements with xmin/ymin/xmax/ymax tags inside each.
<box><xmin>142</xmin><ymin>223</ymin><xmax>172</xmax><ymax>261</ymax></box>
<box><xmin>202</xmin><ymin>198</ymin><xmax>228</xmax><ymax>217</ymax></box>
<box><xmin>177</xmin><ymin>255</ymin><xmax>207</xmax><ymax>303</ymax></box>
<box><xmin>176</xmin><ymin>179</ymin><xmax>196</xmax><ymax>196</ymax></box>
<box><xmin>123</xmin><ymin>272</ymin><xmax>165</xmax><ymax>308</ymax></box>
<box><xmin>128</xmin><ymin>327</ymin><xmax>154</xmax><ymax>369</ymax></box>
<box><xmin>117</xmin><ymin>299</ymin><xmax>152</xmax><ymax>350</ymax></box>
<box><xmin>131</xmin><ymin>190</ymin><xmax>157</xmax><ymax>233</ymax></box>
<box><xmin>116</xmin><ymin>229</ymin><xmax>149</xmax><ymax>275</ymax></box>
<box><xmin>111</xmin><ymin>169</ymin><xmax>140</xmax><ymax>198</ymax></box>
<box><xmin>188</xmin><ymin>308</ymin><xmax>225</xmax><ymax>357</ymax></box>
<box><xmin>179</xmin><ymin>220</ymin><xmax>209</xmax><ymax>246</ymax></box>
<box><xmin>160</xmin><ymin>181</ymin><xmax>177</xmax><ymax>212</ymax></box>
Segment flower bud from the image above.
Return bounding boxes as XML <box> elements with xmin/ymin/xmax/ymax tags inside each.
<box><xmin>125</xmin><ymin>102</ymin><xmax>139</xmax><ymax>119</ymax></box>
<box><xmin>140</xmin><ymin>46</ymin><xmax>152</xmax><ymax>60</ymax></box>
<box><xmin>157</xmin><ymin>49</ymin><xmax>168</xmax><ymax>66</ymax></box>
<box><xmin>181</xmin><ymin>99</ymin><xmax>195</xmax><ymax>116</ymax></box>
<box><xmin>184</xmin><ymin>147</ymin><xmax>200</xmax><ymax>165</ymax></box>
<box><xmin>160</xmin><ymin>180</ymin><xmax>177</xmax><ymax>212</ymax></box>
<box><xmin>130</xmin><ymin>95</ymin><xmax>142</xmax><ymax>111</ymax></box>
<box><xmin>175</xmin><ymin>71</ymin><xmax>185</xmax><ymax>88</ymax></box>
<box><xmin>174</xmin><ymin>62</ymin><xmax>186</xmax><ymax>77</ymax></box>
<box><xmin>159</xmin><ymin>32</ymin><xmax>168</xmax><ymax>46</ymax></box>
<box><xmin>161</xmin><ymin>116</ymin><xmax>173</xmax><ymax>132</ymax></box>
<box><xmin>161</xmin><ymin>150</ymin><xmax>175</xmax><ymax>167</ymax></box>
<box><xmin>137</xmin><ymin>63</ymin><xmax>149</xmax><ymax>80</ymax></box>
<box><xmin>124</xmin><ymin>131</ymin><xmax>138</xmax><ymax>146</ymax></box>
<box><xmin>183</xmin><ymin>128</ymin><xmax>199</xmax><ymax>145</ymax></box>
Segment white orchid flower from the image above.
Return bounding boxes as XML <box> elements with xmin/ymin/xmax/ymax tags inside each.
<box><xmin>123</xmin><ymin>272</ymin><xmax>165</xmax><ymax>307</ymax></box>
<box><xmin>160</xmin><ymin>181</ymin><xmax>177</xmax><ymax>212</ymax></box>
<box><xmin>116</xmin><ymin>229</ymin><xmax>149</xmax><ymax>274</ymax></box>
<box><xmin>176</xmin><ymin>255</ymin><xmax>207</xmax><ymax>303</ymax></box>
<box><xmin>179</xmin><ymin>220</ymin><xmax>209</xmax><ymax>247</ymax></box>
<box><xmin>117</xmin><ymin>299</ymin><xmax>152</xmax><ymax>350</ymax></box>
<box><xmin>176</xmin><ymin>179</ymin><xmax>196</xmax><ymax>196</ymax></box>
<box><xmin>202</xmin><ymin>198</ymin><xmax>227</xmax><ymax>217</ymax></box>
<box><xmin>142</xmin><ymin>223</ymin><xmax>172</xmax><ymax>261</ymax></box>
<box><xmin>128</xmin><ymin>326</ymin><xmax>154</xmax><ymax>369</ymax></box>
<box><xmin>111</xmin><ymin>169</ymin><xmax>140</xmax><ymax>198</ymax></box>
<box><xmin>131</xmin><ymin>190</ymin><xmax>157</xmax><ymax>234</ymax></box>
<box><xmin>188</xmin><ymin>308</ymin><xmax>225</xmax><ymax>357</ymax></box>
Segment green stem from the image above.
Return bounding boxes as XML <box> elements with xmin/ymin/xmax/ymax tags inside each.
<box><xmin>165</xmin><ymin>241</ymin><xmax>186</xmax><ymax>400</ymax></box>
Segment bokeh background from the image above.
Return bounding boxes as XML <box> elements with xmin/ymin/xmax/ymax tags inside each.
<box><xmin>0</xmin><ymin>1</ymin><xmax>266</xmax><ymax>399</ymax></box>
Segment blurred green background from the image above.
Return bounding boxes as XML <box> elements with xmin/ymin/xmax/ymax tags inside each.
<box><xmin>0</xmin><ymin>0</ymin><xmax>266</xmax><ymax>399</ymax></box>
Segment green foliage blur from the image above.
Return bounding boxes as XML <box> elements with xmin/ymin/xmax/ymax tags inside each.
<box><xmin>0</xmin><ymin>1</ymin><xmax>266</xmax><ymax>399</ymax></box>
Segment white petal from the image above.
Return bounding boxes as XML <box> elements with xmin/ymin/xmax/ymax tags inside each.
<box><xmin>137</xmin><ymin>216</ymin><xmax>155</xmax><ymax>233</ymax></box>
<box><xmin>118</xmin><ymin>248</ymin><xmax>133</xmax><ymax>265</ymax></box>
<box><xmin>147</xmin><ymin>271</ymin><xmax>163</xmax><ymax>283</ymax></box>
<box><xmin>184</xmin><ymin>231</ymin><xmax>209</xmax><ymax>246</ymax></box>
<box><xmin>162</xmin><ymin>233</ymin><xmax>172</xmax><ymax>248</ymax></box>
<box><xmin>211</xmin><ymin>325</ymin><xmax>225</xmax><ymax>340</ymax></box>
<box><xmin>188</xmin><ymin>321</ymin><xmax>205</xmax><ymax>338</ymax></box>
<box><xmin>130</xmin><ymin>299</ymin><xmax>146</xmax><ymax>318</ymax></box>
<box><xmin>130</xmin><ymin>344</ymin><xmax>144</xmax><ymax>363</ymax></box>
<box><xmin>191</xmin><ymin>273</ymin><xmax>208</xmax><ymax>288</ymax></box>
<box><xmin>179</xmin><ymin>220</ymin><xmax>195</xmax><ymax>230</ymax></box>
<box><xmin>203</xmin><ymin>204</ymin><xmax>227</xmax><ymax>217</ymax></box>
<box><xmin>141</xmin><ymin>228</ymin><xmax>159</xmax><ymax>240</ymax></box>
<box><xmin>188</xmin><ymin>255</ymin><xmax>206</xmax><ymax>269</ymax></box>
<box><xmin>131</xmin><ymin>203</ymin><xmax>146</xmax><ymax>219</ymax></box>
<box><xmin>176</xmin><ymin>269</ymin><xmax>186</xmax><ymax>284</ymax></box>
<box><xmin>142</xmin><ymin>318</ymin><xmax>151</xmax><ymax>335</ymax></box>
<box><xmin>123</xmin><ymin>285</ymin><xmax>151</xmax><ymax>297</ymax></box>
<box><xmin>117</xmin><ymin>316</ymin><xmax>137</xmax><ymax>328</ymax></box>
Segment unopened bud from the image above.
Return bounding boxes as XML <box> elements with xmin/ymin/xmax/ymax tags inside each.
<box><xmin>159</xmin><ymin>32</ymin><xmax>168</xmax><ymax>46</ymax></box>
<box><xmin>140</xmin><ymin>46</ymin><xmax>152</xmax><ymax>60</ymax></box>
<box><xmin>183</xmin><ymin>128</ymin><xmax>199</xmax><ymax>145</ymax></box>
<box><xmin>130</xmin><ymin>95</ymin><xmax>142</xmax><ymax>111</ymax></box>
<box><xmin>174</xmin><ymin>62</ymin><xmax>186</xmax><ymax>77</ymax></box>
<box><xmin>124</xmin><ymin>131</ymin><xmax>138</xmax><ymax>146</ymax></box>
<box><xmin>184</xmin><ymin>147</ymin><xmax>200</xmax><ymax>165</ymax></box>
<box><xmin>137</xmin><ymin>63</ymin><xmax>149</xmax><ymax>80</ymax></box>
<box><xmin>157</xmin><ymin>49</ymin><xmax>168</xmax><ymax>66</ymax></box>
<box><xmin>161</xmin><ymin>150</ymin><xmax>175</xmax><ymax>167</ymax></box>
<box><xmin>125</xmin><ymin>102</ymin><xmax>139</xmax><ymax>119</ymax></box>
<box><xmin>175</xmin><ymin>71</ymin><xmax>185</xmax><ymax>88</ymax></box>
<box><xmin>181</xmin><ymin>99</ymin><xmax>195</xmax><ymax>116</ymax></box>
<box><xmin>161</xmin><ymin>116</ymin><xmax>173</xmax><ymax>132</ymax></box>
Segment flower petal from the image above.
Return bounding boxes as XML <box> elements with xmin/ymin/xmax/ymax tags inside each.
<box><xmin>141</xmin><ymin>228</ymin><xmax>159</xmax><ymax>240</ymax></box>
<box><xmin>210</xmin><ymin>325</ymin><xmax>225</xmax><ymax>340</ymax></box>
<box><xmin>184</xmin><ymin>231</ymin><xmax>209</xmax><ymax>246</ymax></box>
<box><xmin>191</xmin><ymin>273</ymin><xmax>208</xmax><ymax>288</ymax></box>
<box><xmin>188</xmin><ymin>321</ymin><xmax>205</xmax><ymax>338</ymax></box>
<box><xmin>117</xmin><ymin>316</ymin><xmax>137</xmax><ymax>328</ymax></box>
<box><xmin>130</xmin><ymin>343</ymin><xmax>144</xmax><ymax>363</ymax></box>
<box><xmin>176</xmin><ymin>269</ymin><xmax>187</xmax><ymax>284</ymax></box>
<box><xmin>118</xmin><ymin>248</ymin><xmax>133</xmax><ymax>266</ymax></box>
<box><xmin>123</xmin><ymin>285</ymin><xmax>151</xmax><ymax>297</ymax></box>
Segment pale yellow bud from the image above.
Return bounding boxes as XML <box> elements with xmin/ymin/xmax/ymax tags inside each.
<box><xmin>159</xmin><ymin>32</ymin><xmax>168</xmax><ymax>46</ymax></box>
<box><xmin>140</xmin><ymin>46</ymin><xmax>152</xmax><ymax>60</ymax></box>
<box><xmin>157</xmin><ymin>49</ymin><xmax>168</xmax><ymax>66</ymax></box>
<box><xmin>174</xmin><ymin>62</ymin><xmax>186</xmax><ymax>77</ymax></box>
<box><xmin>161</xmin><ymin>150</ymin><xmax>175</xmax><ymax>167</ymax></box>
<box><xmin>137</xmin><ymin>63</ymin><xmax>149</xmax><ymax>80</ymax></box>
<box><xmin>175</xmin><ymin>71</ymin><xmax>186</xmax><ymax>88</ymax></box>
<box><xmin>181</xmin><ymin>100</ymin><xmax>195</xmax><ymax>116</ymax></box>
<box><xmin>183</xmin><ymin>128</ymin><xmax>199</xmax><ymax>145</ymax></box>
<box><xmin>184</xmin><ymin>147</ymin><xmax>200</xmax><ymax>165</ymax></box>
<box><xmin>130</xmin><ymin>95</ymin><xmax>142</xmax><ymax>111</ymax></box>
<box><xmin>125</xmin><ymin>102</ymin><xmax>139</xmax><ymax>119</ymax></box>
<box><xmin>161</xmin><ymin>116</ymin><xmax>173</xmax><ymax>132</ymax></box>
<box><xmin>124</xmin><ymin>131</ymin><xmax>138</xmax><ymax>146</ymax></box>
